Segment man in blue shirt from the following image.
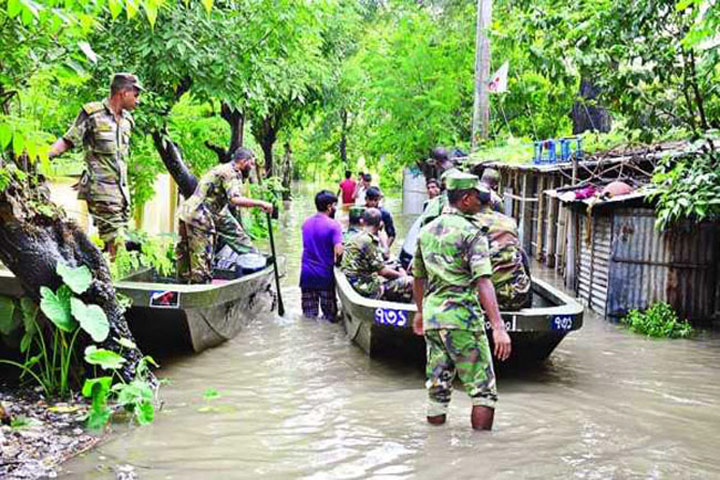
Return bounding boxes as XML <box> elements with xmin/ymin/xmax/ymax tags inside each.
<box><xmin>365</xmin><ymin>186</ymin><xmax>396</xmax><ymax>251</ymax></box>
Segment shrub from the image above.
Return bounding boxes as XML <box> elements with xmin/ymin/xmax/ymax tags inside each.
<box><xmin>621</xmin><ymin>302</ymin><xmax>693</xmax><ymax>338</ymax></box>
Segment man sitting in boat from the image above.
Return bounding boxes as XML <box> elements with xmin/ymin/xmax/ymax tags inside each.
<box><xmin>480</xmin><ymin>168</ymin><xmax>505</xmax><ymax>213</ymax></box>
<box><xmin>474</xmin><ymin>203</ymin><xmax>532</xmax><ymax>310</ymax></box>
<box><xmin>341</xmin><ymin>208</ymin><xmax>413</xmax><ymax>302</ymax></box>
<box><xmin>343</xmin><ymin>206</ymin><xmax>364</xmax><ymax>244</ymax></box>
<box><xmin>175</xmin><ymin>147</ymin><xmax>274</xmax><ymax>284</ymax></box>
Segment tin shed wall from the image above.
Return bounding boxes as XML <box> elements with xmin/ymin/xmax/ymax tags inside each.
<box><xmin>577</xmin><ymin>214</ymin><xmax>612</xmax><ymax>315</ymax></box>
<box><xmin>607</xmin><ymin>208</ymin><xmax>719</xmax><ymax>322</ymax></box>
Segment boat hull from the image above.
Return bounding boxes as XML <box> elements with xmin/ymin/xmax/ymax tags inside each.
<box><xmin>335</xmin><ymin>268</ymin><xmax>583</xmax><ymax>363</ymax></box>
<box><xmin>0</xmin><ymin>257</ymin><xmax>285</xmax><ymax>354</ymax></box>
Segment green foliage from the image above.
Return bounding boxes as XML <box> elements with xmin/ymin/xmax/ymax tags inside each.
<box><xmin>69</xmin><ymin>298</ymin><xmax>109</xmax><ymax>343</ymax></box>
<box><xmin>56</xmin><ymin>263</ymin><xmax>92</xmax><ymax>295</ymax></box>
<box><xmin>84</xmin><ymin>346</ymin><xmax>126</xmax><ymax>370</ymax></box>
<box><xmin>621</xmin><ymin>302</ymin><xmax>694</xmax><ymax>338</ymax></box>
<box><xmin>647</xmin><ymin>135</ymin><xmax>720</xmax><ymax>229</ymax></box>
<box><xmin>82</xmin><ymin>376</ymin><xmax>113</xmax><ymax>430</ymax></box>
<box><xmin>108</xmin><ymin>231</ymin><xmax>175</xmax><ymax>280</ymax></box>
<box><xmin>39</xmin><ymin>285</ymin><xmax>75</xmax><ymax>333</ymax></box>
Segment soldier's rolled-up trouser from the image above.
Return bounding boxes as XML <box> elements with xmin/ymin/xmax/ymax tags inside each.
<box><xmin>425</xmin><ymin>328</ymin><xmax>497</xmax><ymax>416</ymax></box>
<box><xmin>175</xmin><ymin>221</ymin><xmax>215</xmax><ymax>284</ymax></box>
<box><xmin>380</xmin><ymin>276</ymin><xmax>413</xmax><ymax>302</ymax></box>
<box><xmin>215</xmin><ymin>208</ymin><xmax>258</xmax><ymax>255</ymax></box>
<box><xmin>87</xmin><ymin>199</ymin><xmax>129</xmax><ymax>244</ymax></box>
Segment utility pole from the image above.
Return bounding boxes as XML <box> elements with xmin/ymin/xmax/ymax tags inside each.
<box><xmin>471</xmin><ymin>0</ymin><xmax>492</xmax><ymax>151</ymax></box>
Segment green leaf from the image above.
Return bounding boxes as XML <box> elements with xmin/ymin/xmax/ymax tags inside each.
<box><xmin>108</xmin><ymin>0</ymin><xmax>122</xmax><ymax>18</ymax></box>
<box><xmin>56</xmin><ymin>263</ymin><xmax>92</xmax><ymax>294</ymax></box>
<box><xmin>84</xmin><ymin>346</ymin><xmax>126</xmax><ymax>370</ymax></box>
<box><xmin>0</xmin><ymin>124</ymin><xmax>11</xmax><ymax>149</ymax></box>
<box><xmin>136</xmin><ymin>401</ymin><xmax>154</xmax><ymax>425</ymax></box>
<box><xmin>70</xmin><ymin>298</ymin><xmax>109</xmax><ymax>342</ymax></box>
<box><xmin>203</xmin><ymin>388</ymin><xmax>220</xmax><ymax>401</ymax></box>
<box><xmin>12</xmin><ymin>130</ymin><xmax>24</xmax><ymax>155</ymax></box>
<box><xmin>39</xmin><ymin>286</ymin><xmax>76</xmax><ymax>332</ymax></box>
<box><xmin>20</xmin><ymin>297</ymin><xmax>38</xmax><ymax>334</ymax></box>
<box><xmin>114</xmin><ymin>336</ymin><xmax>136</xmax><ymax>349</ymax></box>
<box><xmin>82</xmin><ymin>376</ymin><xmax>112</xmax><ymax>397</ymax></box>
<box><xmin>143</xmin><ymin>3</ymin><xmax>157</xmax><ymax>28</ymax></box>
<box><xmin>7</xmin><ymin>0</ymin><xmax>21</xmax><ymax>18</ymax></box>
<box><xmin>201</xmin><ymin>0</ymin><xmax>213</xmax><ymax>14</ymax></box>
<box><xmin>0</xmin><ymin>296</ymin><xmax>18</xmax><ymax>335</ymax></box>
<box><xmin>125</xmin><ymin>0</ymin><xmax>138</xmax><ymax>18</ymax></box>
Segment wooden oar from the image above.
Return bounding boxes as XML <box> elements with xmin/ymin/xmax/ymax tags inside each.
<box><xmin>265</xmin><ymin>210</ymin><xmax>285</xmax><ymax>316</ymax></box>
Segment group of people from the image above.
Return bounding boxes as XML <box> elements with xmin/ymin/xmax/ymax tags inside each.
<box><xmin>300</xmin><ymin>151</ymin><xmax>531</xmax><ymax>431</ymax></box>
<box><xmin>51</xmin><ymin>72</ymin><xmax>528</xmax><ymax>432</ymax></box>
<box><xmin>49</xmin><ymin>72</ymin><xmax>273</xmax><ymax>284</ymax></box>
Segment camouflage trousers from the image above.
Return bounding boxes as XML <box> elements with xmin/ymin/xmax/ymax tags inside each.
<box><xmin>349</xmin><ymin>275</ymin><xmax>413</xmax><ymax>302</ymax></box>
<box><xmin>87</xmin><ymin>198</ymin><xmax>129</xmax><ymax>244</ymax></box>
<box><xmin>215</xmin><ymin>208</ymin><xmax>258</xmax><ymax>256</ymax></box>
<box><xmin>425</xmin><ymin>329</ymin><xmax>497</xmax><ymax>416</ymax></box>
<box><xmin>176</xmin><ymin>221</ymin><xmax>215</xmax><ymax>284</ymax></box>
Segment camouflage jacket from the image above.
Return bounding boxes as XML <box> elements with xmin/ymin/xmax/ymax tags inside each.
<box><xmin>178</xmin><ymin>163</ymin><xmax>243</xmax><ymax>231</ymax></box>
<box><xmin>418</xmin><ymin>192</ymin><xmax>447</xmax><ymax>228</ymax></box>
<box><xmin>343</xmin><ymin>225</ymin><xmax>363</xmax><ymax>245</ymax></box>
<box><xmin>64</xmin><ymin>99</ymin><xmax>133</xmax><ymax>204</ymax></box>
<box><xmin>341</xmin><ymin>230</ymin><xmax>385</xmax><ymax>296</ymax></box>
<box><xmin>473</xmin><ymin>206</ymin><xmax>531</xmax><ymax>304</ymax></box>
<box><xmin>413</xmin><ymin>207</ymin><xmax>493</xmax><ymax>331</ymax></box>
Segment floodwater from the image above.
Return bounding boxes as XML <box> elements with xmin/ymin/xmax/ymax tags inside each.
<box><xmin>61</xmin><ymin>183</ymin><xmax>720</xmax><ymax>479</ymax></box>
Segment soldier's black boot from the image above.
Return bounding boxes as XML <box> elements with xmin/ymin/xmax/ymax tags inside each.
<box><xmin>427</xmin><ymin>414</ymin><xmax>446</xmax><ymax>425</ymax></box>
<box><xmin>471</xmin><ymin>406</ymin><xmax>494</xmax><ymax>431</ymax></box>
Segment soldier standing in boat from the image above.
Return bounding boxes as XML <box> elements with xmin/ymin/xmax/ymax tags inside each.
<box><xmin>412</xmin><ymin>171</ymin><xmax>511</xmax><ymax>431</ymax></box>
<box><xmin>48</xmin><ymin>73</ymin><xmax>143</xmax><ymax>258</ymax></box>
<box><xmin>175</xmin><ymin>147</ymin><xmax>273</xmax><ymax>284</ymax></box>
<box><xmin>474</xmin><ymin>203</ymin><xmax>532</xmax><ymax>310</ymax></box>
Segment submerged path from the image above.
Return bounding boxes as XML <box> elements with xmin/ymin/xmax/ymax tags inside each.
<box><xmin>62</xmin><ymin>183</ymin><xmax>720</xmax><ymax>479</ymax></box>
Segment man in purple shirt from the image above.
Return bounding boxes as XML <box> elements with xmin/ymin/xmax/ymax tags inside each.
<box><xmin>300</xmin><ymin>190</ymin><xmax>344</xmax><ymax>321</ymax></box>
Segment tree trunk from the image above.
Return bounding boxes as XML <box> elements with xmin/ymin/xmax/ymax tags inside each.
<box><xmin>152</xmin><ymin>129</ymin><xmax>198</xmax><ymax>199</ymax></box>
<box><xmin>259</xmin><ymin>117</ymin><xmax>277</xmax><ymax>177</ymax></box>
<box><xmin>205</xmin><ymin>103</ymin><xmax>245</xmax><ymax>163</ymax></box>
<box><xmin>0</xmin><ymin>172</ymin><xmax>145</xmax><ymax>383</ymax></box>
<box><xmin>572</xmin><ymin>78</ymin><xmax>612</xmax><ymax>134</ymax></box>
<box><xmin>281</xmin><ymin>142</ymin><xmax>292</xmax><ymax>201</ymax></box>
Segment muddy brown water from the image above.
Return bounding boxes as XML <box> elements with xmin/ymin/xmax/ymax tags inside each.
<box><xmin>61</xmin><ymin>183</ymin><xmax>720</xmax><ymax>479</ymax></box>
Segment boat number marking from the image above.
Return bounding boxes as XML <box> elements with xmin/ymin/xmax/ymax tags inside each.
<box><xmin>149</xmin><ymin>290</ymin><xmax>180</xmax><ymax>308</ymax></box>
<box><xmin>485</xmin><ymin>319</ymin><xmax>514</xmax><ymax>331</ymax></box>
<box><xmin>374</xmin><ymin>308</ymin><xmax>408</xmax><ymax>328</ymax></box>
<box><xmin>551</xmin><ymin>315</ymin><xmax>574</xmax><ymax>331</ymax></box>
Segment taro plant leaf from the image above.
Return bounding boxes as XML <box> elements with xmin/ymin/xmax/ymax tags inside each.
<box><xmin>113</xmin><ymin>379</ymin><xmax>155</xmax><ymax>425</ymax></box>
<box><xmin>0</xmin><ymin>295</ymin><xmax>19</xmax><ymax>335</ymax></box>
<box><xmin>114</xmin><ymin>337</ymin><xmax>137</xmax><ymax>350</ymax></box>
<box><xmin>39</xmin><ymin>286</ymin><xmax>76</xmax><ymax>332</ymax></box>
<box><xmin>136</xmin><ymin>401</ymin><xmax>155</xmax><ymax>425</ymax></box>
<box><xmin>84</xmin><ymin>346</ymin><xmax>126</xmax><ymax>370</ymax></box>
<box><xmin>203</xmin><ymin>388</ymin><xmax>220</xmax><ymax>401</ymax></box>
<box><xmin>70</xmin><ymin>298</ymin><xmax>109</xmax><ymax>342</ymax></box>
<box><xmin>57</xmin><ymin>263</ymin><xmax>92</xmax><ymax>295</ymax></box>
<box><xmin>19</xmin><ymin>297</ymin><xmax>38</xmax><ymax>352</ymax></box>
<box><xmin>82</xmin><ymin>376</ymin><xmax>113</xmax><ymax>430</ymax></box>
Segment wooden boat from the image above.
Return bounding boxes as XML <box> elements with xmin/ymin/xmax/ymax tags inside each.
<box><xmin>335</xmin><ymin>268</ymin><xmax>583</xmax><ymax>363</ymax></box>
<box><xmin>0</xmin><ymin>256</ymin><xmax>285</xmax><ymax>354</ymax></box>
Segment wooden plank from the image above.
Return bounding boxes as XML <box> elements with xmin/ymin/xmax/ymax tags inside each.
<box><xmin>535</xmin><ymin>175</ymin><xmax>545</xmax><ymax>261</ymax></box>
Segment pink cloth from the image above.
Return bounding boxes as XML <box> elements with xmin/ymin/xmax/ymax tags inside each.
<box><xmin>339</xmin><ymin>179</ymin><xmax>357</xmax><ymax>204</ymax></box>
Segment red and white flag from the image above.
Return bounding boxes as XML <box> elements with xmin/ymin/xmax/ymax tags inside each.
<box><xmin>488</xmin><ymin>61</ymin><xmax>509</xmax><ymax>94</ymax></box>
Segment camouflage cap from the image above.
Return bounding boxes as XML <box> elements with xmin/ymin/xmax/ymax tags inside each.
<box><xmin>111</xmin><ymin>72</ymin><xmax>144</xmax><ymax>92</ymax></box>
<box><xmin>445</xmin><ymin>171</ymin><xmax>489</xmax><ymax>194</ymax></box>
<box><xmin>439</xmin><ymin>167</ymin><xmax>461</xmax><ymax>182</ymax></box>
<box><xmin>349</xmin><ymin>206</ymin><xmax>365</xmax><ymax>217</ymax></box>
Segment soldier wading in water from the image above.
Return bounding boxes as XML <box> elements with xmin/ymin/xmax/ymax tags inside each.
<box><xmin>175</xmin><ymin>147</ymin><xmax>273</xmax><ymax>284</ymax></box>
<box><xmin>412</xmin><ymin>172</ymin><xmax>511</xmax><ymax>430</ymax></box>
<box><xmin>49</xmin><ymin>73</ymin><xmax>143</xmax><ymax>259</ymax></box>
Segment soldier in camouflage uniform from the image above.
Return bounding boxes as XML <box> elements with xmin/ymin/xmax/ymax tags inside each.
<box><xmin>412</xmin><ymin>172</ymin><xmax>511</xmax><ymax>431</ymax></box>
<box><xmin>343</xmin><ymin>206</ymin><xmax>364</xmax><ymax>244</ymax></box>
<box><xmin>341</xmin><ymin>208</ymin><xmax>413</xmax><ymax>302</ymax></box>
<box><xmin>49</xmin><ymin>73</ymin><xmax>143</xmax><ymax>258</ymax></box>
<box><xmin>480</xmin><ymin>168</ymin><xmax>505</xmax><ymax>213</ymax></box>
<box><xmin>416</xmin><ymin>167</ymin><xmax>459</xmax><ymax>228</ymax></box>
<box><xmin>175</xmin><ymin>148</ymin><xmax>273</xmax><ymax>284</ymax></box>
<box><xmin>474</xmin><ymin>204</ymin><xmax>531</xmax><ymax>310</ymax></box>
